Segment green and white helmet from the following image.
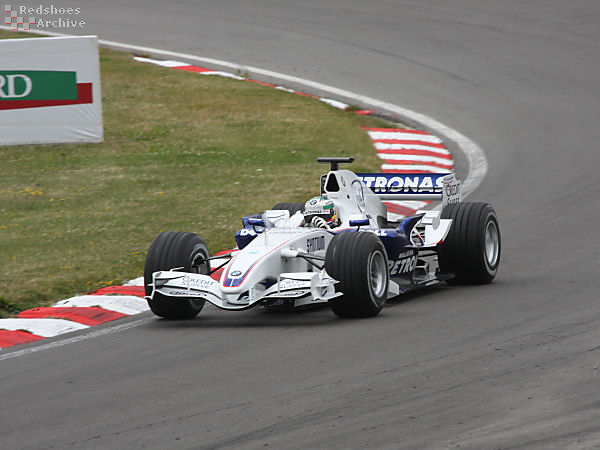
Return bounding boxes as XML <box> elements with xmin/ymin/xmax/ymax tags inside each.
<box><xmin>303</xmin><ymin>196</ymin><xmax>339</xmax><ymax>227</ymax></box>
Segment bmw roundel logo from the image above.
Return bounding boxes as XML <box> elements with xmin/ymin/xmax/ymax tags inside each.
<box><xmin>310</xmin><ymin>199</ymin><xmax>317</xmax><ymax>205</ymax></box>
<box><xmin>231</xmin><ymin>270</ymin><xmax>242</xmax><ymax>276</ymax></box>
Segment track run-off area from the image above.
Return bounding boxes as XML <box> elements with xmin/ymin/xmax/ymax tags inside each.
<box><xmin>2</xmin><ymin>1</ymin><xmax>600</xmax><ymax>448</ymax></box>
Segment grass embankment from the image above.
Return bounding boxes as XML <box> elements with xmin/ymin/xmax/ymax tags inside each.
<box><xmin>0</xmin><ymin>30</ymin><xmax>392</xmax><ymax>316</ymax></box>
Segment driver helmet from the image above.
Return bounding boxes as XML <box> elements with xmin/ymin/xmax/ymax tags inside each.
<box><xmin>303</xmin><ymin>196</ymin><xmax>339</xmax><ymax>227</ymax></box>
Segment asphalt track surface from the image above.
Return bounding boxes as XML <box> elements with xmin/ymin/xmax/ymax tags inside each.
<box><xmin>2</xmin><ymin>1</ymin><xmax>600</xmax><ymax>448</ymax></box>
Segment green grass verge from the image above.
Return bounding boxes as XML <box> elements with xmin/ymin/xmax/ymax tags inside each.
<box><xmin>0</xmin><ymin>30</ymin><xmax>396</xmax><ymax>316</ymax></box>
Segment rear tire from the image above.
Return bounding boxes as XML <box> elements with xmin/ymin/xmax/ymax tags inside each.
<box><xmin>325</xmin><ymin>232</ymin><xmax>389</xmax><ymax>318</ymax></box>
<box><xmin>144</xmin><ymin>231</ymin><xmax>210</xmax><ymax>319</ymax></box>
<box><xmin>272</xmin><ymin>202</ymin><xmax>305</xmax><ymax>215</ymax></box>
<box><xmin>438</xmin><ymin>202</ymin><xmax>501</xmax><ymax>284</ymax></box>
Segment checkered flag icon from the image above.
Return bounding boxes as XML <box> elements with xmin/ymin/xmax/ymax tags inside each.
<box><xmin>5</xmin><ymin>5</ymin><xmax>36</xmax><ymax>30</ymax></box>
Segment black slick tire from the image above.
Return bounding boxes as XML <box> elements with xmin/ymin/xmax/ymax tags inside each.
<box><xmin>144</xmin><ymin>231</ymin><xmax>210</xmax><ymax>319</ymax></box>
<box><xmin>438</xmin><ymin>202</ymin><xmax>501</xmax><ymax>284</ymax></box>
<box><xmin>272</xmin><ymin>202</ymin><xmax>305</xmax><ymax>215</ymax></box>
<box><xmin>325</xmin><ymin>231</ymin><xmax>389</xmax><ymax>318</ymax></box>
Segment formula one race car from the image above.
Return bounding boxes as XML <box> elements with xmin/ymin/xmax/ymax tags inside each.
<box><xmin>144</xmin><ymin>157</ymin><xmax>500</xmax><ymax>319</ymax></box>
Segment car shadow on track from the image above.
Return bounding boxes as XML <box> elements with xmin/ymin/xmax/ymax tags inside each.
<box><xmin>146</xmin><ymin>306</ymin><xmax>338</xmax><ymax>329</ymax></box>
<box><xmin>386</xmin><ymin>284</ymin><xmax>449</xmax><ymax>306</ymax></box>
<box><xmin>145</xmin><ymin>284</ymin><xmax>454</xmax><ymax>329</ymax></box>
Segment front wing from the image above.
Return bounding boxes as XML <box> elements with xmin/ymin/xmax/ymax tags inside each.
<box><xmin>148</xmin><ymin>270</ymin><xmax>343</xmax><ymax>310</ymax></box>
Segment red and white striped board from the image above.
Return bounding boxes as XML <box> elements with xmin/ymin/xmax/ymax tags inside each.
<box><xmin>0</xmin><ymin>255</ymin><xmax>234</xmax><ymax>349</ymax></box>
<box><xmin>0</xmin><ymin>281</ymin><xmax>148</xmax><ymax>349</ymax></box>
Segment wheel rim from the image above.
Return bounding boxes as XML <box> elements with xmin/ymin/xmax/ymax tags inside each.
<box><xmin>368</xmin><ymin>250</ymin><xmax>387</xmax><ymax>298</ymax></box>
<box><xmin>188</xmin><ymin>246</ymin><xmax>209</xmax><ymax>309</ymax></box>
<box><xmin>191</xmin><ymin>247</ymin><xmax>209</xmax><ymax>274</ymax></box>
<box><xmin>484</xmin><ymin>220</ymin><xmax>499</xmax><ymax>267</ymax></box>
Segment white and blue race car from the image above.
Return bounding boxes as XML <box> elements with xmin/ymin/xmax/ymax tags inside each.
<box><xmin>144</xmin><ymin>157</ymin><xmax>500</xmax><ymax>319</ymax></box>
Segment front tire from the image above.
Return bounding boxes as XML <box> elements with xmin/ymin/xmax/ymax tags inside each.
<box><xmin>325</xmin><ymin>232</ymin><xmax>389</xmax><ymax>318</ymax></box>
<box><xmin>272</xmin><ymin>202</ymin><xmax>305</xmax><ymax>215</ymax></box>
<box><xmin>438</xmin><ymin>202</ymin><xmax>501</xmax><ymax>284</ymax></box>
<box><xmin>144</xmin><ymin>231</ymin><xmax>210</xmax><ymax>319</ymax></box>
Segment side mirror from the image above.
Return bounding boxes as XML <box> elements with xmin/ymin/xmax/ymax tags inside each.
<box><xmin>349</xmin><ymin>214</ymin><xmax>370</xmax><ymax>227</ymax></box>
<box><xmin>247</xmin><ymin>217</ymin><xmax>265</xmax><ymax>227</ymax></box>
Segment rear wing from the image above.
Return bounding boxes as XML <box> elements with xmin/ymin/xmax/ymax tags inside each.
<box><xmin>356</xmin><ymin>173</ymin><xmax>461</xmax><ymax>206</ymax></box>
